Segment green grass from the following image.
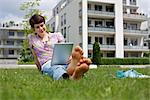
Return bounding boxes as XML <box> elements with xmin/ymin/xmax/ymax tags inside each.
<box><xmin>0</xmin><ymin>67</ymin><xmax>150</xmax><ymax>100</ymax></box>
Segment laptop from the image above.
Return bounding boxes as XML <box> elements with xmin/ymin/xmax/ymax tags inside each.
<box><xmin>51</xmin><ymin>43</ymin><xmax>73</xmax><ymax>66</ymax></box>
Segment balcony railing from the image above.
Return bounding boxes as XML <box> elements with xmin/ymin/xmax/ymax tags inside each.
<box><xmin>123</xmin><ymin>0</ymin><xmax>126</xmax><ymax>4</ymax></box>
<box><xmin>130</xmin><ymin>2</ymin><xmax>136</xmax><ymax>5</ymax></box>
<box><xmin>124</xmin><ymin>46</ymin><xmax>149</xmax><ymax>51</ymax></box>
<box><xmin>88</xmin><ymin>10</ymin><xmax>115</xmax><ymax>17</ymax></box>
<box><xmin>123</xmin><ymin>13</ymin><xmax>147</xmax><ymax>21</ymax></box>
<box><xmin>8</xmin><ymin>36</ymin><xmax>26</xmax><ymax>39</ymax></box>
<box><xmin>0</xmin><ymin>45</ymin><xmax>22</xmax><ymax>49</ymax></box>
<box><xmin>124</xmin><ymin>29</ymin><xmax>148</xmax><ymax>35</ymax></box>
<box><xmin>79</xmin><ymin>26</ymin><xmax>115</xmax><ymax>33</ymax></box>
<box><xmin>88</xmin><ymin>44</ymin><xmax>116</xmax><ymax>50</ymax></box>
<box><xmin>88</xmin><ymin>26</ymin><xmax>115</xmax><ymax>33</ymax></box>
<box><xmin>0</xmin><ymin>33</ymin><xmax>8</xmax><ymax>39</ymax></box>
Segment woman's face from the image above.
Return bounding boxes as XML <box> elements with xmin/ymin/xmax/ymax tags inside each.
<box><xmin>34</xmin><ymin>22</ymin><xmax>46</xmax><ymax>35</ymax></box>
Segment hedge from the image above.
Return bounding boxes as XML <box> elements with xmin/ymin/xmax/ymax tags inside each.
<box><xmin>18</xmin><ymin>58</ymin><xmax>150</xmax><ymax>65</ymax></box>
<box><xmin>18</xmin><ymin>61</ymin><xmax>35</xmax><ymax>65</ymax></box>
<box><xmin>98</xmin><ymin>58</ymin><xmax>150</xmax><ymax>65</ymax></box>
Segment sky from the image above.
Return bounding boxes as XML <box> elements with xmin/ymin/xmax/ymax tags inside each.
<box><xmin>0</xmin><ymin>0</ymin><xmax>150</xmax><ymax>24</ymax></box>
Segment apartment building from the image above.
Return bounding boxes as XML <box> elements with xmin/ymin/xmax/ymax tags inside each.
<box><xmin>47</xmin><ymin>0</ymin><xmax>149</xmax><ymax>58</ymax></box>
<box><xmin>0</xmin><ymin>25</ymin><xmax>25</xmax><ymax>59</ymax></box>
<box><xmin>147</xmin><ymin>18</ymin><xmax>150</xmax><ymax>49</ymax></box>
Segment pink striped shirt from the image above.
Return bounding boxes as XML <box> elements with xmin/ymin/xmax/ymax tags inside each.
<box><xmin>28</xmin><ymin>32</ymin><xmax>65</xmax><ymax>66</ymax></box>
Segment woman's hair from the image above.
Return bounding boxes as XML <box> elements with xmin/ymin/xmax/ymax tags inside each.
<box><xmin>29</xmin><ymin>14</ymin><xmax>45</xmax><ymax>28</ymax></box>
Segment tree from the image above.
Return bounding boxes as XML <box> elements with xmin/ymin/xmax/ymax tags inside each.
<box><xmin>92</xmin><ymin>42</ymin><xmax>101</xmax><ymax>65</ymax></box>
<box><xmin>19</xmin><ymin>0</ymin><xmax>42</xmax><ymax>63</ymax></box>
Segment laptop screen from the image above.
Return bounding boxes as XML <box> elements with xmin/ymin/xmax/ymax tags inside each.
<box><xmin>51</xmin><ymin>43</ymin><xmax>73</xmax><ymax>65</ymax></box>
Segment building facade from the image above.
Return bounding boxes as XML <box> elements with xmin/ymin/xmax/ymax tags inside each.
<box><xmin>47</xmin><ymin>0</ymin><xmax>149</xmax><ymax>58</ymax></box>
<box><xmin>147</xmin><ymin>18</ymin><xmax>150</xmax><ymax>49</ymax></box>
<box><xmin>0</xmin><ymin>25</ymin><xmax>25</xmax><ymax>59</ymax></box>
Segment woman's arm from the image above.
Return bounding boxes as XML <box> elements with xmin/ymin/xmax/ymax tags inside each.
<box><xmin>31</xmin><ymin>49</ymin><xmax>41</xmax><ymax>71</ymax></box>
<box><xmin>28</xmin><ymin>34</ymin><xmax>41</xmax><ymax>71</ymax></box>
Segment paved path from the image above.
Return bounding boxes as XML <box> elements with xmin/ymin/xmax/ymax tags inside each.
<box><xmin>0</xmin><ymin>64</ymin><xmax>150</xmax><ymax>69</ymax></box>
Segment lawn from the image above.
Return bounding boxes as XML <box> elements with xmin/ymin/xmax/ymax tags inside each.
<box><xmin>0</xmin><ymin>66</ymin><xmax>150</xmax><ymax>100</ymax></box>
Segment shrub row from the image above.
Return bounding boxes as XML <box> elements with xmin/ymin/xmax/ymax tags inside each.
<box><xmin>18</xmin><ymin>61</ymin><xmax>35</xmax><ymax>65</ymax></box>
<box><xmin>92</xmin><ymin>58</ymin><xmax>150</xmax><ymax>65</ymax></box>
<box><xmin>18</xmin><ymin>58</ymin><xmax>150</xmax><ymax>65</ymax></box>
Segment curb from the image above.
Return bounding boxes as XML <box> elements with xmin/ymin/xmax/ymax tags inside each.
<box><xmin>0</xmin><ymin>65</ymin><xmax>150</xmax><ymax>69</ymax></box>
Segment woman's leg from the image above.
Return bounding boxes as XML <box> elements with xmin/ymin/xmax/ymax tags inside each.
<box><xmin>71</xmin><ymin>63</ymin><xmax>89</xmax><ymax>80</ymax></box>
<box><xmin>66</xmin><ymin>46</ymin><xmax>90</xmax><ymax>80</ymax></box>
<box><xmin>67</xmin><ymin>46</ymin><xmax>83</xmax><ymax>75</ymax></box>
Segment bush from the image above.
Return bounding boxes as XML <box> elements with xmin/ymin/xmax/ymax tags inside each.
<box><xmin>18</xmin><ymin>61</ymin><xmax>35</xmax><ymax>65</ymax></box>
<box><xmin>92</xmin><ymin>42</ymin><xmax>101</xmax><ymax>64</ymax></box>
<box><xmin>98</xmin><ymin>58</ymin><xmax>150</xmax><ymax>65</ymax></box>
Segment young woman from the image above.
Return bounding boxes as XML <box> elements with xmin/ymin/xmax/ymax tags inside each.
<box><xmin>28</xmin><ymin>14</ymin><xmax>91</xmax><ymax>80</ymax></box>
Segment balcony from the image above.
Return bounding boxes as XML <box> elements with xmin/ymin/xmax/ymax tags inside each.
<box><xmin>88</xmin><ymin>44</ymin><xmax>115</xmax><ymax>51</ymax></box>
<box><xmin>122</xmin><ymin>0</ymin><xmax>126</xmax><ymax>4</ymax></box>
<box><xmin>0</xmin><ymin>54</ymin><xmax>19</xmax><ymax>58</ymax></box>
<box><xmin>123</xmin><ymin>13</ymin><xmax>148</xmax><ymax>22</ymax></box>
<box><xmin>88</xmin><ymin>26</ymin><xmax>115</xmax><ymax>34</ymax></box>
<box><xmin>88</xmin><ymin>10</ymin><xmax>115</xmax><ymax>18</ymax></box>
<box><xmin>79</xmin><ymin>26</ymin><xmax>115</xmax><ymax>34</ymax></box>
<box><xmin>8</xmin><ymin>36</ymin><xmax>26</xmax><ymax>39</ymax></box>
<box><xmin>124</xmin><ymin>29</ymin><xmax>148</xmax><ymax>36</ymax></box>
<box><xmin>0</xmin><ymin>33</ymin><xmax>8</xmax><ymax>39</ymax></box>
<box><xmin>124</xmin><ymin>46</ymin><xmax>149</xmax><ymax>51</ymax></box>
<box><xmin>0</xmin><ymin>45</ymin><xmax>22</xmax><ymax>49</ymax></box>
<box><xmin>79</xmin><ymin>9</ymin><xmax>115</xmax><ymax>18</ymax></box>
<box><xmin>130</xmin><ymin>2</ymin><xmax>136</xmax><ymax>5</ymax></box>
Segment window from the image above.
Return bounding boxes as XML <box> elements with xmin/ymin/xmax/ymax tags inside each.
<box><xmin>130</xmin><ymin>39</ymin><xmax>138</xmax><ymax>46</ymax></box>
<box><xmin>130</xmin><ymin>24</ymin><xmax>137</xmax><ymax>30</ymax></box>
<box><xmin>95</xmin><ymin>5</ymin><xmax>102</xmax><ymax>11</ymax></box>
<box><xmin>130</xmin><ymin>9</ymin><xmax>137</xmax><ymax>14</ymax></box>
<box><xmin>88</xmin><ymin>4</ymin><xmax>91</xmax><ymax>10</ymax></box>
<box><xmin>133</xmin><ymin>0</ymin><xmax>136</xmax><ymax>2</ymax></box>
<box><xmin>130</xmin><ymin>0</ymin><xmax>136</xmax><ymax>5</ymax></box>
<box><xmin>64</xmin><ymin>27</ymin><xmax>66</xmax><ymax>38</ymax></box>
<box><xmin>106</xmin><ymin>5</ymin><xmax>114</xmax><ymax>12</ymax></box>
<box><xmin>144</xmin><ymin>43</ymin><xmax>147</xmax><ymax>46</ymax></box>
<box><xmin>123</xmin><ymin>0</ymin><xmax>126</xmax><ymax>4</ymax></box>
<box><xmin>61</xmin><ymin>29</ymin><xmax>63</xmax><ymax>35</ymax></box>
<box><xmin>52</xmin><ymin>22</ymin><xmax>55</xmax><ymax>32</ymax></box>
<box><xmin>124</xmin><ymin>38</ymin><xmax>128</xmax><ymax>45</ymax></box>
<box><xmin>8</xmin><ymin>31</ymin><xmax>15</xmax><ymax>36</ymax></box>
<box><xmin>88</xmin><ymin>20</ymin><xmax>92</xmax><ymax>27</ymax></box>
<box><xmin>9</xmin><ymin>50</ymin><xmax>14</xmax><ymax>55</ymax></box>
<box><xmin>17</xmin><ymin>40</ymin><xmax>23</xmax><ymax>46</ymax></box>
<box><xmin>95</xmin><ymin>37</ymin><xmax>103</xmax><ymax>44</ymax></box>
<box><xmin>107</xmin><ymin>52</ymin><xmax>115</xmax><ymax>57</ymax></box>
<box><xmin>106</xmin><ymin>37</ymin><xmax>114</xmax><ymax>45</ymax></box>
<box><xmin>106</xmin><ymin>21</ymin><xmax>114</xmax><ymax>28</ymax></box>
<box><xmin>123</xmin><ymin>8</ymin><xmax>127</xmax><ymax>13</ymax></box>
<box><xmin>88</xmin><ymin>36</ymin><xmax>91</xmax><ymax>44</ymax></box>
<box><xmin>130</xmin><ymin>53</ymin><xmax>139</xmax><ymax>57</ymax></box>
<box><xmin>61</xmin><ymin>15</ymin><xmax>63</xmax><ymax>26</ymax></box>
<box><xmin>95</xmin><ymin>21</ymin><xmax>102</xmax><ymax>27</ymax></box>
<box><xmin>64</xmin><ymin>13</ymin><xmax>66</xmax><ymax>25</ymax></box>
<box><xmin>17</xmin><ymin>32</ymin><xmax>24</xmax><ymax>37</ymax></box>
<box><xmin>56</xmin><ymin>7</ymin><xmax>59</xmax><ymax>14</ymax></box>
<box><xmin>7</xmin><ymin>40</ymin><xmax>14</xmax><ymax>45</ymax></box>
<box><xmin>124</xmin><ymin>23</ymin><xmax>127</xmax><ymax>29</ymax></box>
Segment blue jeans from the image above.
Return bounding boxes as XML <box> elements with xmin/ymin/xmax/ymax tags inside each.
<box><xmin>42</xmin><ymin>60</ymin><xmax>68</xmax><ymax>80</ymax></box>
